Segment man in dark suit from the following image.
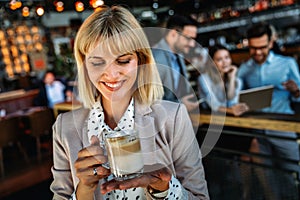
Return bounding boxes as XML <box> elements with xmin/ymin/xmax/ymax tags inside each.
<box><xmin>152</xmin><ymin>15</ymin><xmax>200</xmax><ymax>111</ymax></box>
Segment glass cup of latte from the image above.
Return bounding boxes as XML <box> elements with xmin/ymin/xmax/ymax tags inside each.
<box><xmin>104</xmin><ymin>129</ymin><xmax>144</xmax><ymax>181</ymax></box>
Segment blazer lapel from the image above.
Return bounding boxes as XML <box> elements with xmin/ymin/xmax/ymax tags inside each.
<box><xmin>71</xmin><ymin>108</ymin><xmax>90</xmax><ymax>148</ymax></box>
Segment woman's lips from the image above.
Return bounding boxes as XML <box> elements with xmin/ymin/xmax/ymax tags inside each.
<box><xmin>102</xmin><ymin>81</ymin><xmax>124</xmax><ymax>91</ymax></box>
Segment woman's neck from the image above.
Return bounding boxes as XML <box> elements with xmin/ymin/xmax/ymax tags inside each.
<box><xmin>220</xmin><ymin>71</ymin><xmax>225</xmax><ymax>80</ymax></box>
<box><xmin>102</xmin><ymin>97</ymin><xmax>131</xmax><ymax>129</ymax></box>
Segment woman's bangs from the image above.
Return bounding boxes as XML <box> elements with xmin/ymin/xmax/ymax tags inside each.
<box><xmin>100</xmin><ymin>29</ymin><xmax>146</xmax><ymax>56</ymax></box>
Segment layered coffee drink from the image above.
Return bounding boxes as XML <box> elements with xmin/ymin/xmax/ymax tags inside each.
<box><xmin>105</xmin><ymin>129</ymin><xmax>144</xmax><ymax>181</ymax></box>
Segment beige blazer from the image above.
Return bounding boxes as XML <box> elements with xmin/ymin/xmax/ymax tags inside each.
<box><xmin>50</xmin><ymin>100</ymin><xmax>209</xmax><ymax>199</ymax></box>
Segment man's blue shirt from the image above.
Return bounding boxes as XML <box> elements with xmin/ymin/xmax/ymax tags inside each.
<box><xmin>238</xmin><ymin>51</ymin><xmax>300</xmax><ymax>114</ymax></box>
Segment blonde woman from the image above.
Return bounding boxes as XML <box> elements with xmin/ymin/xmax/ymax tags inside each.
<box><xmin>50</xmin><ymin>6</ymin><xmax>209</xmax><ymax>200</ymax></box>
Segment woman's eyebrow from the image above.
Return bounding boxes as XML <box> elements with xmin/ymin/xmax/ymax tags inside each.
<box><xmin>87</xmin><ymin>56</ymin><xmax>103</xmax><ymax>60</ymax></box>
<box><xmin>118</xmin><ymin>53</ymin><xmax>133</xmax><ymax>58</ymax></box>
<box><xmin>87</xmin><ymin>53</ymin><xmax>133</xmax><ymax>60</ymax></box>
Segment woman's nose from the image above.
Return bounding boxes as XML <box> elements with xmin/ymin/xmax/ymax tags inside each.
<box><xmin>104</xmin><ymin>63</ymin><xmax>120</xmax><ymax>78</ymax></box>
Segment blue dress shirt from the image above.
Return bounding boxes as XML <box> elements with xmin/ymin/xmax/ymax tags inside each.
<box><xmin>238</xmin><ymin>51</ymin><xmax>300</xmax><ymax>114</ymax></box>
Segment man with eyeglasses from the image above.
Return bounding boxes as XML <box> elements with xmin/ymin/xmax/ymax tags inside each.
<box><xmin>152</xmin><ymin>15</ymin><xmax>200</xmax><ymax>112</ymax></box>
<box><xmin>238</xmin><ymin>22</ymin><xmax>300</xmax><ymax>199</ymax></box>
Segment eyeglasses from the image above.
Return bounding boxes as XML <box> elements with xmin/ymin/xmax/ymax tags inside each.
<box><xmin>176</xmin><ymin>30</ymin><xmax>196</xmax><ymax>42</ymax></box>
<box><xmin>180</xmin><ymin>33</ymin><xmax>196</xmax><ymax>42</ymax></box>
<box><xmin>249</xmin><ymin>44</ymin><xmax>269</xmax><ymax>51</ymax></box>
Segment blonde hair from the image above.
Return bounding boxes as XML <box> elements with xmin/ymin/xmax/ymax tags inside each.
<box><xmin>74</xmin><ymin>6</ymin><xmax>163</xmax><ymax>108</ymax></box>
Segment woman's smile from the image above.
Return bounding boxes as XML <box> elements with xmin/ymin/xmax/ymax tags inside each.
<box><xmin>102</xmin><ymin>80</ymin><xmax>125</xmax><ymax>91</ymax></box>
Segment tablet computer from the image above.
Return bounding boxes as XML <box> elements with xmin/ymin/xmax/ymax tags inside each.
<box><xmin>238</xmin><ymin>85</ymin><xmax>274</xmax><ymax>110</ymax></box>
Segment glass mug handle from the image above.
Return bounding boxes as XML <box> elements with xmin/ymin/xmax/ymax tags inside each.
<box><xmin>99</xmin><ymin>131</ymin><xmax>110</xmax><ymax>169</ymax></box>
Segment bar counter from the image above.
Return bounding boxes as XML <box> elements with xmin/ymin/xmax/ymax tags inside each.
<box><xmin>190</xmin><ymin>110</ymin><xmax>300</xmax><ymax>133</ymax></box>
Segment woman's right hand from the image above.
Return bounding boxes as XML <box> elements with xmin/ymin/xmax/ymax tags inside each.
<box><xmin>74</xmin><ymin>136</ymin><xmax>111</xmax><ymax>199</ymax></box>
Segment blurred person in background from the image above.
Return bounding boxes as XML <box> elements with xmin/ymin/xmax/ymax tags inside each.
<box><xmin>198</xmin><ymin>44</ymin><xmax>249</xmax><ymax>116</ymax></box>
<box><xmin>238</xmin><ymin>22</ymin><xmax>300</xmax><ymax>200</ymax></box>
<box><xmin>198</xmin><ymin>44</ymin><xmax>258</xmax><ymax>199</ymax></box>
<box><xmin>152</xmin><ymin>14</ymin><xmax>200</xmax><ymax>112</ymax></box>
<box><xmin>34</xmin><ymin>70</ymin><xmax>66</xmax><ymax>108</ymax></box>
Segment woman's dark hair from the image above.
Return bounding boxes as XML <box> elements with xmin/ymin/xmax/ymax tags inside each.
<box><xmin>208</xmin><ymin>44</ymin><xmax>228</xmax><ymax>59</ymax></box>
<box><xmin>246</xmin><ymin>22</ymin><xmax>272</xmax><ymax>41</ymax></box>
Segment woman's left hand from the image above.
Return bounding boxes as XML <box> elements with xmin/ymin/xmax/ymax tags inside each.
<box><xmin>227</xmin><ymin>65</ymin><xmax>237</xmax><ymax>79</ymax></box>
<box><xmin>100</xmin><ymin>165</ymin><xmax>172</xmax><ymax>194</ymax></box>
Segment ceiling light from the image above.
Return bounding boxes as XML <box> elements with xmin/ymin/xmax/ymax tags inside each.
<box><xmin>55</xmin><ymin>1</ymin><xmax>64</xmax><ymax>12</ymax></box>
<box><xmin>36</xmin><ymin>6</ymin><xmax>44</xmax><ymax>16</ymax></box>
<box><xmin>75</xmin><ymin>1</ymin><xmax>85</xmax><ymax>12</ymax></box>
<box><xmin>22</xmin><ymin>6</ymin><xmax>30</xmax><ymax>17</ymax></box>
<box><xmin>90</xmin><ymin>0</ymin><xmax>104</xmax><ymax>9</ymax></box>
<box><xmin>10</xmin><ymin>0</ymin><xmax>22</xmax><ymax>10</ymax></box>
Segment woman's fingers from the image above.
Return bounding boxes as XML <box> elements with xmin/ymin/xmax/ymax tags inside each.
<box><xmin>77</xmin><ymin>165</ymin><xmax>110</xmax><ymax>177</ymax></box>
<box><xmin>100</xmin><ymin>166</ymin><xmax>172</xmax><ymax>194</ymax></box>
<box><xmin>90</xmin><ymin>135</ymin><xmax>100</xmax><ymax>145</ymax></box>
<box><xmin>74</xmin><ymin>137</ymin><xmax>110</xmax><ymax>187</ymax></box>
<box><xmin>100</xmin><ymin>174</ymin><xmax>150</xmax><ymax>194</ymax></box>
<box><xmin>77</xmin><ymin>143</ymin><xmax>103</xmax><ymax>158</ymax></box>
<box><xmin>75</xmin><ymin>154</ymin><xmax>107</xmax><ymax>168</ymax></box>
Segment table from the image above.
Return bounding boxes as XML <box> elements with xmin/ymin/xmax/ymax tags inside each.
<box><xmin>190</xmin><ymin>111</ymin><xmax>300</xmax><ymax>133</ymax></box>
<box><xmin>0</xmin><ymin>89</ymin><xmax>39</xmax><ymax>114</ymax></box>
<box><xmin>53</xmin><ymin>101</ymin><xmax>82</xmax><ymax>117</ymax></box>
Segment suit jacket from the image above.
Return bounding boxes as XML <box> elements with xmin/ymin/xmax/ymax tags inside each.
<box><xmin>33</xmin><ymin>81</ymin><xmax>48</xmax><ymax>107</ymax></box>
<box><xmin>152</xmin><ymin>39</ymin><xmax>192</xmax><ymax>102</ymax></box>
<box><xmin>50</xmin><ymin>100</ymin><xmax>209</xmax><ymax>199</ymax></box>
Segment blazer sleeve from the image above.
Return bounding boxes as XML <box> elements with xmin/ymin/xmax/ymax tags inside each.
<box><xmin>171</xmin><ymin>104</ymin><xmax>210</xmax><ymax>199</ymax></box>
<box><xmin>50</xmin><ymin>114</ymin><xmax>75</xmax><ymax>200</ymax></box>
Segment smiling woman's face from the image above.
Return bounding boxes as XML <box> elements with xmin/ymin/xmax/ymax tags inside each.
<box><xmin>213</xmin><ymin>49</ymin><xmax>232</xmax><ymax>73</ymax></box>
<box><xmin>85</xmin><ymin>46</ymin><xmax>138</xmax><ymax>103</ymax></box>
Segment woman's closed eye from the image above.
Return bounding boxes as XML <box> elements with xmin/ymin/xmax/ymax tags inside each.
<box><xmin>89</xmin><ymin>59</ymin><xmax>130</xmax><ymax>67</ymax></box>
<box><xmin>91</xmin><ymin>61</ymin><xmax>105</xmax><ymax>66</ymax></box>
<box><xmin>88</xmin><ymin>56</ymin><xmax>106</xmax><ymax>67</ymax></box>
<box><xmin>117</xmin><ymin>59</ymin><xmax>131</xmax><ymax>65</ymax></box>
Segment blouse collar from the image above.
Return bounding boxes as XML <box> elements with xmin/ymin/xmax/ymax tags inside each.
<box><xmin>87</xmin><ymin>98</ymin><xmax>135</xmax><ymax>143</ymax></box>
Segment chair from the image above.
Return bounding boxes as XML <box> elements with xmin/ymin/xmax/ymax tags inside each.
<box><xmin>24</xmin><ymin>107</ymin><xmax>55</xmax><ymax>162</ymax></box>
<box><xmin>0</xmin><ymin>116</ymin><xmax>29</xmax><ymax>178</ymax></box>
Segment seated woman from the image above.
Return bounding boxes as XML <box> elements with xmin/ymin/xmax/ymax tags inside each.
<box><xmin>198</xmin><ymin>44</ymin><xmax>259</xmax><ymax>199</ymax></box>
<box><xmin>198</xmin><ymin>44</ymin><xmax>249</xmax><ymax>116</ymax></box>
<box><xmin>198</xmin><ymin>44</ymin><xmax>258</xmax><ymax>151</ymax></box>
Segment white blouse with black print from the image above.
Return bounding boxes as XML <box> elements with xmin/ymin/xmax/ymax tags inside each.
<box><xmin>71</xmin><ymin>98</ymin><xmax>184</xmax><ymax>200</ymax></box>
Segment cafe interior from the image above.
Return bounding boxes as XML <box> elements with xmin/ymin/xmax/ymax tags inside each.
<box><xmin>0</xmin><ymin>0</ymin><xmax>300</xmax><ymax>199</ymax></box>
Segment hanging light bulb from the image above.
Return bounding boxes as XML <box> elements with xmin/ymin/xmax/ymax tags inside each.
<box><xmin>89</xmin><ymin>0</ymin><xmax>104</xmax><ymax>9</ymax></box>
<box><xmin>152</xmin><ymin>0</ymin><xmax>159</xmax><ymax>9</ymax></box>
<box><xmin>36</xmin><ymin>6</ymin><xmax>45</xmax><ymax>16</ymax></box>
<box><xmin>10</xmin><ymin>0</ymin><xmax>22</xmax><ymax>10</ymax></box>
<box><xmin>55</xmin><ymin>1</ymin><xmax>64</xmax><ymax>12</ymax></box>
<box><xmin>22</xmin><ymin>6</ymin><xmax>30</xmax><ymax>17</ymax></box>
<box><xmin>75</xmin><ymin>1</ymin><xmax>84</xmax><ymax>12</ymax></box>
